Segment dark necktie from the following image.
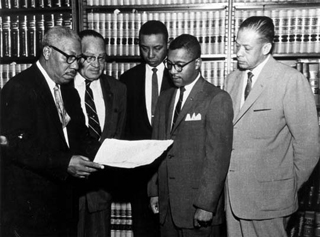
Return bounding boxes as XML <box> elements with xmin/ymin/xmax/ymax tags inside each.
<box><xmin>244</xmin><ymin>71</ymin><xmax>254</xmax><ymax>100</ymax></box>
<box><xmin>53</xmin><ymin>84</ymin><xmax>70</xmax><ymax>128</ymax></box>
<box><xmin>85</xmin><ymin>80</ymin><xmax>101</xmax><ymax>140</ymax></box>
<box><xmin>172</xmin><ymin>86</ymin><xmax>185</xmax><ymax>130</ymax></box>
<box><xmin>151</xmin><ymin>67</ymin><xmax>158</xmax><ymax>125</ymax></box>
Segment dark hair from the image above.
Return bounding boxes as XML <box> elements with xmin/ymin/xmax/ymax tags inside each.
<box><xmin>239</xmin><ymin>16</ymin><xmax>274</xmax><ymax>44</ymax></box>
<box><xmin>169</xmin><ymin>34</ymin><xmax>201</xmax><ymax>59</ymax></box>
<box><xmin>139</xmin><ymin>20</ymin><xmax>168</xmax><ymax>41</ymax></box>
<box><xmin>78</xmin><ymin>29</ymin><xmax>104</xmax><ymax>41</ymax></box>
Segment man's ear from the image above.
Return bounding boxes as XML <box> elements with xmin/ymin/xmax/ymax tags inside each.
<box><xmin>195</xmin><ymin>58</ymin><xmax>202</xmax><ymax>70</ymax></box>
<box><xmin>262</xmin><ymin>42</ymin><xmax>272</xmax><ymax>55</ymax></box>
<box><xmin>43</xmin><ymin>46</ymin><xmax>51</xmax><ymax>60</ymax></box>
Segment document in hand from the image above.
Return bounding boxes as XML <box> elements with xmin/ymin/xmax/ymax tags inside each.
<box><xmin>94</xmin><ymin>138</ymin><xmax>173</xmax><ymax>168</ymax></box>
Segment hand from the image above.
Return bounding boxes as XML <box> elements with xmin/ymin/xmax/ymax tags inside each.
<box><xmin>67</xmin><ymin>155</ymin><xmax>104</xmax><ymax>179</ymax></box>
<box><xmin>193</xmin><ymin>208</ymin><xmax>213</xmax><ymax>228</ymax></box>
<box><xmin>150</xmin><ymin>196</ymin><xmax>159</xmax><ymax>214</ymax></box>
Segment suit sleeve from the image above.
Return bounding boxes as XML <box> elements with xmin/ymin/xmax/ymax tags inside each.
<box><xmin>1</xmin><ymin>80</ymin><xmax>72</xmax><ymax>181</ymax></box>
<box><xmin>194</xmin><ymin>91</ymin><xmax>234</xmax><ymax>213</ymax></box>
<box><xmin>284</xmin><ymin>71</ymin><xmax>320</xmax><ymax>189</ymax></box>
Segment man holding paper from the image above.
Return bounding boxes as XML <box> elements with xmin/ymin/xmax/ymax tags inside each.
<box><xmin>148</xmin><ymin>34</ymin><xmax>233</xmax><ymax>236</ymax></box>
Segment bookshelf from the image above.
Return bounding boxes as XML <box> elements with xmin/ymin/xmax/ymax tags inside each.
<box><xmin>0</xmin><ymin>0</ymin><xmax>320</xmax><ymax>236</ymax></box>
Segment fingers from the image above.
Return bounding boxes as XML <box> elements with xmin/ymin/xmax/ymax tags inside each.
<box><xmin>194</xmin><ymin>219</ymin><xmax>212</xmax><ymax>228</ymax></box>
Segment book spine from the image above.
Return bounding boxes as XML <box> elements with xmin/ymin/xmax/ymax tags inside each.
<box><xmin>0</xmin><ymin>17</ymin><xmax>3</xmax><ymax>58</ymax></box>
<box><xmin>27</xmin><ymin>15</ymin><xmax>36</xmax><ymax>57</ymax></box>
<box><xmin>11</xmin><ymin>16</ymin><xmax>20</xmax><ymax>57</ymax></box>
<box><xmin>3</xmin><ymin>16</ymin><xmax>11</xmax><ymax>57</ymax></box>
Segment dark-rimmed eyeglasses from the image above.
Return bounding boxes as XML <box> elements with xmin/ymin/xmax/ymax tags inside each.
<box><xmin>49</xmin><ymin>45</ymin><xmax>82</xmax><ymax>64</ymax></box>
<box><xmin>81</xmin><ymin>54</ymin><xmax>107</xmax><ymax>64</ymax></box>
<box><xmin>164</xmin><ymin>58</ymin><xmax>198</xmax><ymax>72</ymax></box>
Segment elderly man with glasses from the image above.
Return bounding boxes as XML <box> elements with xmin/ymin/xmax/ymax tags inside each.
<box><xmin>1</xmin><ymin>26</ymin><xmax>104</xmax><ymax>237</ymax></box>
<box><xmin>148</xmin><ymin>34</ymin><xmax>234</xmax><ymax>237</ymax></box>
<box><xmin>73</xmin><ymin>29</ymin><xmax>127</xmax><ymax>237</ymax></box>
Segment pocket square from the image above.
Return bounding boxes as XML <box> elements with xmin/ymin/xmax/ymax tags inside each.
<box><xmin>185</xmin><ymin>113</ymin><xmax>201</xmax><ymax>121</ymax></box>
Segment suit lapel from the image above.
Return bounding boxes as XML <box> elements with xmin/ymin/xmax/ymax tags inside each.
<box><xmin>234</xmin><ymin>57</ymin><xmax>275</xmax><ymax>125</ymax></box>
<box><xmin>170</xmin><ymin>77</ymin><xmax>205</xmax><ymax>134</ymax></box>
<box><xmin>99</xmin><ymin>75</ymin><xmax>113</xmax><ymax>138</ymax></box>
<box><xmin>32</xmin><ymin>65</ymin><xmax>66</xmax><ymax>141</ymax></box>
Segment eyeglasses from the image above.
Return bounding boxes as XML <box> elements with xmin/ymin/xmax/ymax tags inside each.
<box><xmin>164</xmin><ymin>58</ymin><xmax>198</xmax><ymax>72</ymax></box>
<box><xmin>81</xmin><ymin>54</ymin><xmax>107</xmax><ymax>64</ymax></box>
<box><xmin>48</xmin><ymin>45</ymin><xmax>82</xmax><ymax>64</ymax></box>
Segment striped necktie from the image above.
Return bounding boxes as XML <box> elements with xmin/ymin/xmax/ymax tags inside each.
<box><xmin>85</xmin><ymin>80</ymin><xmax>101</xmax><ymax>140</ymax></box>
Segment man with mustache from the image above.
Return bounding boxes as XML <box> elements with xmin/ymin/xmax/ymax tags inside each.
<box><xmin>1</xmin><ymin>26</ymin><xmax>103</xmax><ymax>237</ymax></box>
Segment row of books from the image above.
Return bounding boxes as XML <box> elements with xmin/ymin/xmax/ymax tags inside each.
<box><xmin>105</xmin><ymin>60</ymin><xmax>229</xmax><ymax>88</ymax></box>
<box><xmin>86</xmin><ymin>10</ymin><xmax>227</xmax><ymax>56</ymax></box>
<box><xmin>0</xmin><ymin>63</ymin><xmax>32</xmax><ymax>87</ymax></box>
<box><xmin>110</xmin><ymin>202</ymin><xmax>133</xmax><ymax>237</ymax></box>
<box><xmin>0</xmin><ymin>13</ymin><xmax>73</xmax><ymax>58</ymax></box>
<box><xmin>85</xmin><ymin>0</ymin><xmax>307</xmax><ymax>5</ymax></box>
<box><xmin>0</xmin><ymin>0</ymin><xmax>71</xmax><ymax>8</ymax></box>
<box><xmin>296</xmin><ymin>59</ymin><xmax>320</xmax><ymax>106</ymax></box>
<box><xmin>233</xmin><ymin>8</ymin><xmax>320</xmax><ymax>54</ymax></box>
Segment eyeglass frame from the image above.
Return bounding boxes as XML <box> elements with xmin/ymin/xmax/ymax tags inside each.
<box><xmin>48</xmin><ymin>45</ymin><xmax>82</xmax><ymax>64</ymax></box>
<box><xmin>81</xmin><ymin>54</ymin><xmax>107</xmax><ymax>64</ymax></box>
<box><xmin>164</xmin><ymin>57</ymin><xmax>198</xmax><ymax>72</ymax></box>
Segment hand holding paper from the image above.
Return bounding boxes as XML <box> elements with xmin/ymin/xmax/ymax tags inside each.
<box><xmin>94</xmin><ymin>139</ymin><xmax>173</xmax><ymax>168</ymax></box>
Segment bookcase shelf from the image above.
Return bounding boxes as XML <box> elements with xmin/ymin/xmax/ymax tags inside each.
<box><xmin>0</xmin><ymin>7</ymin><xmax>72</xmax><ymax>15</ymax></box>
<box><xmin>233</xmin><ymin>2</ymin><xmax>320</xmax><ymax>9</ymax></box>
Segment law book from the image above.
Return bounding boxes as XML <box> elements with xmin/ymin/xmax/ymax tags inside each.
<box><xmin>134</xmin><ymin>13</ymin><xmax>141</xmax><ymax>56</ymax></box>
<box><xmin>20</xmin><ymin>0</ymin><xmax>28</xmax><ymax>8</ymax></box>
<box><xmin>27</xmin><ymin>15</ymin><xmax>36</xmax><ymax>57</ymax></box>
<box><xmin>54</xmin><ymin>13</ymin><xmax>63</xmax><ymax>27</ymax></box>
<box><xmin>219</xmin><ymin>11</ymin><xmax>226</xmax><ymax>54</ymax></box>
<box><xmin>117</xmin><ymin>13</ymin><xmax>123</xmax><ymax>56</ymax></box>
<box><xmin>45</xmin><ymin>14</ymin><xmax>54</xmax><ymax>33</ymax></box>
<box><xmin>12</xmin><ymin>0</ymin><xmax>19</xmax><ymax>8</ymax></box>
<box><xmin>3</xmin><ymin>16</ymin><xmax>11</xmax><ymax>57</ymax></box>
<box><xmin>106</xmin><ymin>13</ymin><xmax>112</xmax><ymax>56</ymax></box>
<box><xmin>0</xmin><ymin>16</ymin><xmax>3</xmax><ymax>57</ymax></box>
<box><xmin>99</xmin><ymin>13</ymin><xmax>106</xmax><ymax>38</ymax></box>
<box><xmin>286</xmin><ymin>9</ymin><xmax>295</xmax><ymax>54</ymax></box>
<box><xmin>62</xmin><ymin>13</ymin><xmax>72</xmax><ymax>29</ymax></box>
<box><xmin>308</xmin><ymin>63</ymin><xmax>320</xmax><ymax>105</ymax></box>
<box><xmin>11</xmin><ymin>15</ymin><xmax>20</xmax><ymax>57</ymax></box>
<box><xmin>123</xmin><ymin>13</ymin><xmax>129</xmax><ymax>56</ymax></box>
<box><xmin>3</xmin><ymin>0</ymin><xmax>11</xmax><ymax>9</ymax></box>
<box><xmin>36</xmin><ymin>15</ymin><xmax>45</xmax><ymax>56</ymax></box>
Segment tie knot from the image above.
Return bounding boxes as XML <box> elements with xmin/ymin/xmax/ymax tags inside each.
<box><xmin>180</xmin><ymin>86</ymin><xmax>185</xmax><ymax>93</ymax></box>
<box><xmin>85</xmin><ymin>80</ymin><xmax>92</xmax><ymax>88</ymax></box>
<box><xmin>152</xmin><ymin>67</ymin><xmax>157</xmax><ymax>73</ymax></box>
<box><xmin>247</xmin><ymin>71</ymin><xmax>254</xmax><ymax>81</ymax></box>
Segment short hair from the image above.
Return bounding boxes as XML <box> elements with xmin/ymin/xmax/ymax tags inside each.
<box><xmin>78</xmin><ymin>29</ymin><xmax>104</xmax><ymax>41</ymax></box>
<box><xmin>42</xmin><ymin>26</ymin><xmax>80</xmax><ymax>47</ymax></box>
<box><xmin>139</xmin><ymin>20</ymin><xmax>168</xmax><ymax>41</ymax></box>
<box><xmin>169</xmin><ymin>34</ymin><xmax>201</xmax><ymax>59</ymax></box>
<box><xmin>239</xmin><ymin>16</ymin><xmax>274</xmax><ymax>44</ymax></box>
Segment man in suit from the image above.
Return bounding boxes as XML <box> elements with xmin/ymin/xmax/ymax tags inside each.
<box><xmin>148</xmin><ymin>34</ymin><xmax>233</xmax><ymax>236</ymax></box>
<box><xmin>119</xmin><ymin>20</ymin><xmax>174</xmax><ymax>236</ymax></box>
<box><xmin>224</xmin><ymin>16</ymin><xmax>320</xmax><ymax>237</ymax></box>
<box><xmin>0</xmin><ymin>26</ymin><xmax>104</xmax><ymax>237</ymax></box>
<box><xmin>74</xmin><ymin>30</ymin><xmax>127</xmax><ymax>237</ymax></box>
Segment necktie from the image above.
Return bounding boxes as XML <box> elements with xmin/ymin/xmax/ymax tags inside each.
<box><xmin>53</xmin><ymin>84</ymin><xmax>71</xmax><ymax>128</ymax></box>
<box><xmin>151</xmin><ymin>67</ymin><xmax>158</xmax><ymax>124</ymax></box>
<box><xmin>172</xmin><ymin>86</ymin><xmax>185</xmax><ymax>130</ymax></box>
<box><xmin>244</xmin><ymin>71</ymin><xmax>254</xmax><ymax>100</ymax></box>
<box><xmin>85</xmin><ymin>80</ymin><xmax>101</xmax><ymax>140</ymax></box>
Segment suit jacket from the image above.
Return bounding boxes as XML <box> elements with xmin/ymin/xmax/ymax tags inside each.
<box><xmin>119</xmin><ymin>63</ymin><xmax>174</xmax><ymax>140</ymax></box>
<box><xmin>148</xmin><ymin>77</ymin><xmax>233</xmax><ymax>228</ymax></box>
<box><xmin>225</xmin><ymin>56</ymin><xmax>320</xmax><ymax>220</ymax></box>
<box><xmin>0</xmin><ymin>64</ymin><xmax>100</xmax><ymax>235</ymax></box>
<box><xmin>79</xmin><ymin>74</ymin><xmax>127</xmax><ymax>213</ymax></box>
<box><xmin>119</xmin><ymin>63</ymin><xmax>175</xmax><ymax>189</ymax></box>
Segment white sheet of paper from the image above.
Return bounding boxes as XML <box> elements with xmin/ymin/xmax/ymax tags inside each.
<box><xmin>94</xmin><ymin>138</ymin><xmax>173</xmax><ymax>168</ymax></box>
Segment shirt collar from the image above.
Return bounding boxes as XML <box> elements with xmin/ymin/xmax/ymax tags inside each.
<box><xmin>36</xmin><ymin>60</ymin><xmax>56</xmax><ymax>89</ymax></box>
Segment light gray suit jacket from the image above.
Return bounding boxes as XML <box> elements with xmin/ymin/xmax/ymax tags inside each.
<box><xmin>225</xmin><ymin>56</ymin><xmax>320</xmax><ymax>220</ymax></box>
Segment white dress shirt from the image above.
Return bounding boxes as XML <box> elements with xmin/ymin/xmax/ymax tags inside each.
<box><xmin>74</xmin><ymin>73</ymin><xmax>106</xmax><ymax>131</ymax></box>
<box><xmin>145</xmin><ymin>63</ymin><xmax>165</xmax><ymax>124</ymax></box>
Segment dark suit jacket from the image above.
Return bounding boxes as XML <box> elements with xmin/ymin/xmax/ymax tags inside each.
<box><xmin>148</xmin><ymin>77</ymin><xmax>234</xmax><ymax>228</ymax></box>
<box><xmin>0</xmin><ymin>64</ymin><xmax>100</xmax><ymax>236</ymax></box>
<box><xmin>119</xmin><ymin>63</ymin><xmax>174</xmax><ymax>140</ymax></box>
<box><xmin>119</xmin><ymin>63</ymin><xmax>174</xmax><ymax>190</ymax></box>
<box><xmin>80</xmin><ymin>74</ymin><xmax>127</xmax><ymax>213</ymax></box>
